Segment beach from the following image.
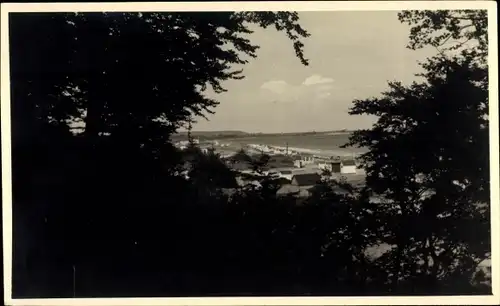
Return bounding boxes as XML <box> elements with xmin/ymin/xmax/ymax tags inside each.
<box><xmin>183</xmin><ymin>132</ymin><xmax>367</xmax><ymax>159</ymax></box>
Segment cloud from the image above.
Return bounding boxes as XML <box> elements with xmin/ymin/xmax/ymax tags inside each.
<box><xmin>260</xmin><ymin>74</ymin><xmax>335</xmax><ymax>104</ymax></box>
<box><xmin>259</xmin><ymin>80</ymin><xmax>289</xmax><ymax>95</ymax></box>
<box><xmin>302</xmin><ymin>74</ymin><xmax>334</xmax><ymax>86</ymax></box>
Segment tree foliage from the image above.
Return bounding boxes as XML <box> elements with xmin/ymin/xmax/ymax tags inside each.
<box><xmin>398</xmin><ymin>10</ymin><xmax>488</xmax><ymax>63</ymax></box>
<box><xmin>344</xmin><ymin>9</ymin><xmax>490</xmax><ymax>294</ymax></box>
<box><xmin>10</xmin><ymin>11</ymin><xmax>311</xmax><ymax>297</ymax></box>
<box><xmin>10</xmin><ymin>12</ymin><xmax>309</xmax><ymax>146</ymax></box>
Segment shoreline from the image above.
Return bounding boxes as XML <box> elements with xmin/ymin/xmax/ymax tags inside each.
<box><xmin>244</xmin><ymin>143</ymin><xmax>362</xmax><ymax>159</ymax></box>
<box><xmin>270</xmin><ymin>145</ymin><xmax>361</xmax><ymax>158</ymax></box>
<box><xmin>178</xmin><ymin>139</ymin><xmax>364</xmax><ymax>159</ymax></box>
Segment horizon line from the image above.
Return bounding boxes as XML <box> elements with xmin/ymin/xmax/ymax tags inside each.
<box><xmin>177</xmin><ymin>129</ymin><xmax>355</xmax><ymax>134</ymax></box>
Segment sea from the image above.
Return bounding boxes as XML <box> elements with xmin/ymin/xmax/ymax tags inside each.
<box><xmin>216</xmin><ymin>133</ymin><xmax>367</xmax><ymax>157</ymax></box>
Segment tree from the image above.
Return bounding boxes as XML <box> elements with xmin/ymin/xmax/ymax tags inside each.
<box><xmin>343</xmin><ymin>9</ymin><xmax>490</xmax><ymax>294</ymax></box>
<box><xmin>398</xmin><ymin>10</ymin><xmax>487</xmax><ymax>64</ymax></box>
<box><xmin>232</xmin><ymin>148</ymin><xmax>253</xmax><ymax>164</ymax></box>
<box><xmin>187</xmin><ymin>146</ymin><xmax>238</xmax><ymax>196</ymax></box>
<box><xmin>10</xmin><ymin>12</ymin><xmax>309</xmax><ymax>145</ymax></box>
<box><xmin>9</xmin><ymin>11</ymin><xmax>310</xmax><ymax>297</ymax></box>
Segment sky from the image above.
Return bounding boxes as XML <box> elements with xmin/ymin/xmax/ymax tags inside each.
<box><xmin>191</xmin><ymin>11</ymin><xmax>437</xmax><ymax>133</ymax></box>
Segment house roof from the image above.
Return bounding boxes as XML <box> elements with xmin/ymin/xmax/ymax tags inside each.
<box><xmin>292</xmin><ymin>173</ymin><xmax>322</xmax><ymax>186</ymax></box>
<box><xmin>269</xmin><ymin>154</ymin><xmax>292</xmax><ymax>161</ymax></box>
<box><xmin>343</xmin><ymin>159</ymin><xmax>356</xmax><ymax>166</ymax></box>
<box><xmin>277</xmin><ymin>184</ymin><xmax>300</xmax><ymax>195</ymax></box>
<box><xmin>273</xmin><ymin>177</ymin><xmax>292</xmax><ymax>185</ymax></box>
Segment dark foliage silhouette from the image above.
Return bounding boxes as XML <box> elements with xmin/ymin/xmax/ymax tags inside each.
<box><xmin>343</xmin><ymin>10</ymin><xmax>491</xmax><ymax>294</ymax></box>
<box><xmin>8</xmin><ymin>10</ymin><xmax>491</xmax><ymax>298</ymax></box>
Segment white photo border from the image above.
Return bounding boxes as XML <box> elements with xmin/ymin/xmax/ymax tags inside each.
<box><xmin>1</xmin><ymin>2</ymin><xmax>498</xmax><ymax>305</ymax></box>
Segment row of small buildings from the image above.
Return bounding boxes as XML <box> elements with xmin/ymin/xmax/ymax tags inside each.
<box><xmin>276</xmin><ymin>172</ymin><xmax>331</xmax><ymax>198</ymax></box>
<box><xmin>224</xmin><ymin>150</ymin><xmax>359</xmax><ymax>175</ymax></box>
<box><xmin>294</xmin><ymin>155</ymin><xmax>358</xmax><ymax>174</ymax></box>
<box><xmin>317</xmin><ymin>159</ymin><xmax>357</xmax><ymax>174</ymax></box>
<box><xmin>232</xmin><ymin>171</ymin><xmax>351</xmax><ymax>198</ymax></box>
<box><xmin>175</xmin><ymin>146</ymin><xmax>364</xmax><ymax>198</ymax></box>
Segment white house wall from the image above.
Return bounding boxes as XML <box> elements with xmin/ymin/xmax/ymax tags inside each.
<box><xmin>341</xmin><ymin>165</ymin><xmax>357</xmax><ymax>174</ymax></box>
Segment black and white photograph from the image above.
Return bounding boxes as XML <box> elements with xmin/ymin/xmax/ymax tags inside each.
<box><xmin>1</xmin><ymin>1</ymin><xmax>498</xmax><ymax>305</ymax></box>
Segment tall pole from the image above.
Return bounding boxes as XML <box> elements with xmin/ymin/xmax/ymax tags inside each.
<box><xmin>187</xmin><ymin>122</ymin><xmax>193</xmax><ymax>143</ymax></box>
<box><xmin>72</xmin><ymin>265</ymin><xmax>76</xmax><ymax>298</ymax></box>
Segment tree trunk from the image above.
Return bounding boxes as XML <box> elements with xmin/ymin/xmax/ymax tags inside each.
<box><xmin>391</xmin><ymin>243</ymin><xmax>403</xmax><ymax>293</ymax></box>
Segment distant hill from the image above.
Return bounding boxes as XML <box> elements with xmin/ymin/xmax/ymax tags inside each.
<box><xmin>172</xmin><ymin>129</ymin><xmax>353</xmax><ymax>140</ymax></box>
<box><xmin>245</xmin><ymin>130</ymin><xmax>354</xmax><ymax>137</ymax></box>
<box><xmin>176</xmin><ymin>130</ymin><xmax>248</xmax><ymax>136</ymax></box>
<box><xmin>172</xmin><ymin>130</ymin><xmax>249</xmax><ymax>140</ymax></box>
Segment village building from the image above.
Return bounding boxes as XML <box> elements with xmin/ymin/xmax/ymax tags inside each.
<box><xmin>318</xmin><ymin>160</ymin><xmax>342</xmax><ymax>173</ymax></box>
<box><xmin>268</xmin><ymin>154</ymin><xmax>295</xmax><ymax>168</ymax></box>
<box><xmin>292</xmin><ymin>173</ymin><xmax>322</xmax><ymax>197</ymax></box>
<box><xmin>317</xmin><ymin>161</ymin><xmax>328</xmax><ymax>170</ymax></box>
<box><xmin>293</xmin><ymin>155</ymin><xmax>315</xmax><ymax>168</ymax></box>
<box><xmin>341</xmin><ymin>159</ymin><xmax>357</xmax><ymax>174</ymax></box>
<box><xmin>331</xmin><ymin>161</ymin><xmax>342</xmax><ymax>173</ymax></box>
<box><xmin>277</xmin><ymin>173</ymin><xmax>322</xmax><ymax>198</ymax></box>
<box><xmin>273</xmin><ymin>177</ymin><xmax>292</xmax><ymax>186</ymax></box>
<box><xmin>278</xmin><ymin>169</ymin><xmax>294</xmax><ymax>181</ymax></box>
<box><xmin>276</xmin><ymin>184</ymin><xmax>300</xmax><ymax>197</ymax></box>
<box><xmin>291</xmin><ymin>173</ymin><xmax>320</xmax><ymax>187</ymax></box>
<box><xmin>293</xmin><ymin>159</ymin><xmax>303</xmax><ymax>168</ymax></box>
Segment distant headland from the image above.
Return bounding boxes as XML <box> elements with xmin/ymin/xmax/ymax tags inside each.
<box><xmin>173</xmin><ymin>129</ymin><xmax>354</xmax><ymax>140</ymax></box>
